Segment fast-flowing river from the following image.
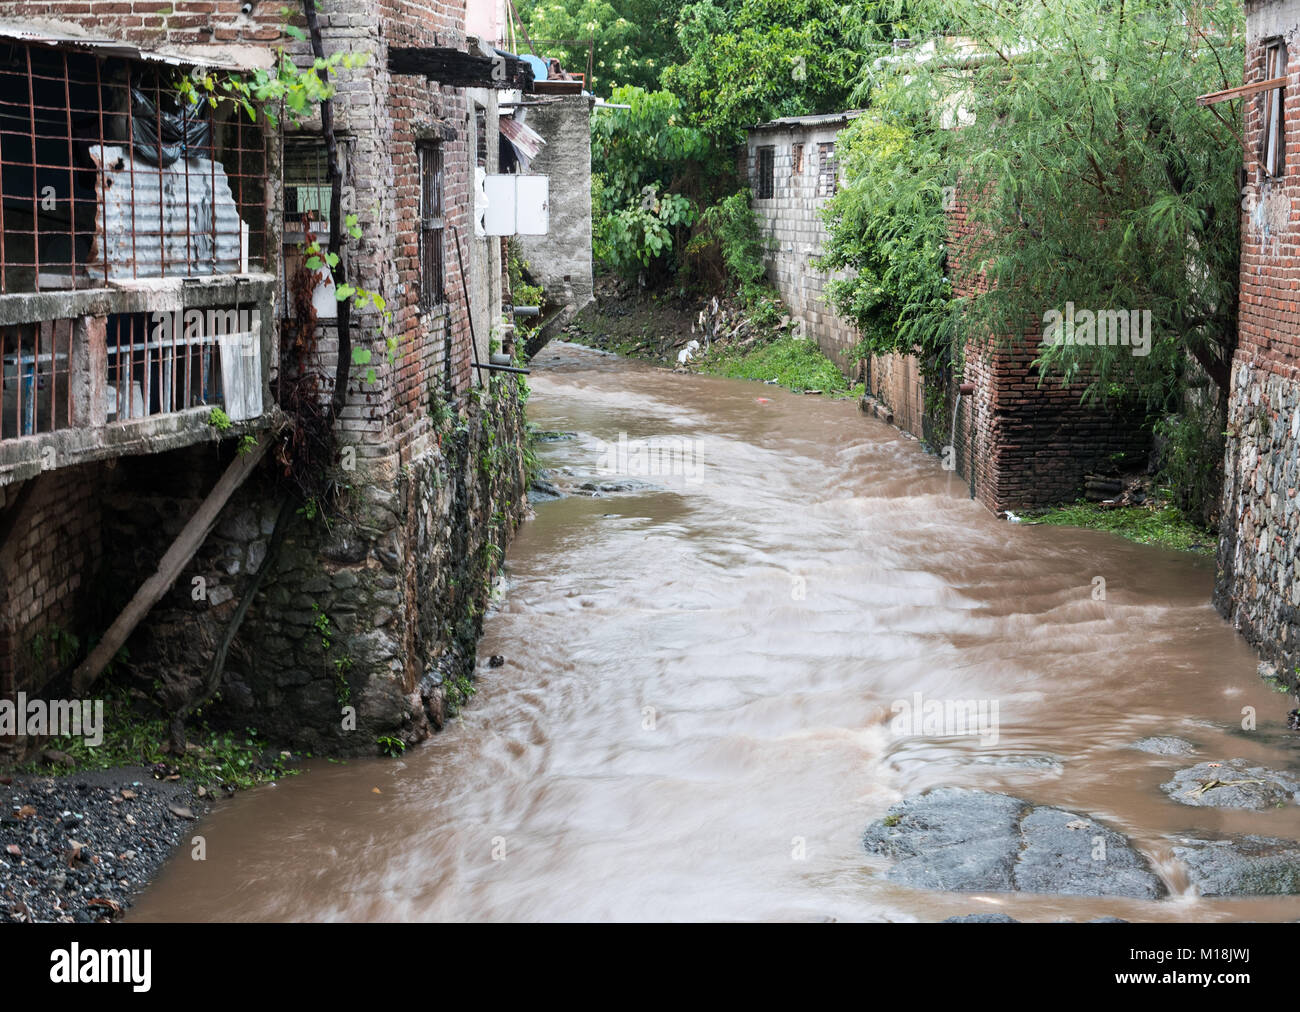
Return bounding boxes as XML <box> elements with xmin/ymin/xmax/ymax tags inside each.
<box><xmin>131</xmin><ymin>342</ymin><xmax>1300</xmax><ymax>922</ymax></box>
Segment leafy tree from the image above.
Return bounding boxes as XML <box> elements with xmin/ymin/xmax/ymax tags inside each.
<box><xmin>591</xmin><ymin>86</ymin><xmax>709</xmax><ymax>277</ymax></box>
<box><xmin>663</xmin><ymin>0</ymin><xmax>886</xmax><ymax>147</ymax></box>
<box><xmin>862</xmin><ymin>0</ymin><xmax>1245</xmax><ymax>410</ymax></box>
<box><xmin>514</xmin><ymin>0</ymin><xmax>690</xmax><ymax>96</ymax></box>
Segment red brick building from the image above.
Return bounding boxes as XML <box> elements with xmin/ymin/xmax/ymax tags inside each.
<box><xmin>1214</xmin><ymin>0</ymin><xmax>1300</xmax><ymax>682</ymax></box>
<box><xmin>0</xmin><ymin>1</ymin><xmax>535</xmax><ymax>754</ymax></box>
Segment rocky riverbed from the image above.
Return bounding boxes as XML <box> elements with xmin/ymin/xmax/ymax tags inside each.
<box><xmin>0</xmin><ymin>766</ymin><xmax>209</xmax><ymax>923</ymax></box>
<box><xmin>866</xmin><ymin>750</ymin><xmax>1300</xmax><ymax>903</ymax></box>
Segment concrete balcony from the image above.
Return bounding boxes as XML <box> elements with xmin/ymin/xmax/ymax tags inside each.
<box><xmin>0</xmin><ymin>273</ymin><xmax>274</xmax><ymax>487</ymax></box>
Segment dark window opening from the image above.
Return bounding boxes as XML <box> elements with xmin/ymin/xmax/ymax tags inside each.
<box><xmin>792</xmin><ymin>142</ymin><xmax>804</xmax><ymax>175</ymax></box>
<box><xmin>419</xmin><ymin>141</ymin><xmax>445</xmax><ymax>311</ymax></box>
<box><xmin>756</xmin><ymin>145</ymin><xmax>775</xmax><ymax>199</ymax></box>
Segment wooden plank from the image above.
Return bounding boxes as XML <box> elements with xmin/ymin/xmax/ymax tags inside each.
<box><xmin>387</xmin><ymin>47</ymin><xmax>533</xmax><ymax>89</ymax></box>
<box><xmin>1197</xmin><ymin>76</ymin><xmax>1286</xmax><ymax>106</ymax></box>
<box><xmin>70</xmin><ymin>432</ymin><xmax>271</xmax><ymax>695</ymax></box>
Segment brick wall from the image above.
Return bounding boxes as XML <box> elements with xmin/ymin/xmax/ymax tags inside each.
<box><xmin>747</xmin><ymin>116</ymin><xmax>1148</xmax><ymax>510</ymax></box>
<box><xmin>945</xmin><ymin>191</ymin><xmax>1150</xmax><ymax>513</ymax></box>
<box><xmin>1215</xmin><ymin>0</ymin><xmax>1300</xmax><ymax>684</ymax></box>
<box><xmin>0</xmin><ymin>465</ymin><xmax>106</xmax><ymax>699</ymax></box>
<box><xmin>0</xmin><ymin>2</ymin><xmax>526</xmax><ymax>751</ymax></box>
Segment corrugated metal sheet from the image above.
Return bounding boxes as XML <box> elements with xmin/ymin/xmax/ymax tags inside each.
<box><xmin>87</xmin><ymin>144</ymin><xmax>244</xmax><ymax>281</ymax></box>
<box><xmin>499</xmin><ymin>117</ymin><xmax>546</xmax><ymax>161</ymax></box>
<box><xmin>0</xmin><ymin>22</ymin><xmax>272</xmax><ymax>70</ymax></box>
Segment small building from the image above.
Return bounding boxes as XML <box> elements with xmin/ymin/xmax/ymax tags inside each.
<box><xmin>0</xmin><ymin>1</ymin><xmax>539</xmax><ymax>756</ymax></box>
<box><xmin>746</xmin><ymin>109</ymin><xmax>1148</xmax><ymax>513</ymax></box>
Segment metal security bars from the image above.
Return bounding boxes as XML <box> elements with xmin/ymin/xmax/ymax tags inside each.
<box><xmin>756</xmin><ymin>145</ymin><xmax>775</xmax><ymax>199</ymax></box>
<box><xmin>419</xmin><ymin>141</ymin><xmax>445</xmax><ymax>311</ymax></box>
<box><xmin>0</xmin><ymin>40</ymin><xmax>267</xmax><ymax>293</ymax></box>
<box><xmin>0</xmin><ymin>319</ymin><xmax>72</xmax><ymax>439</ymax></box>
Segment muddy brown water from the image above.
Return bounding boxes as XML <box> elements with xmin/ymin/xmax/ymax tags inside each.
<box><xmin>132</xmin><ymin>342</ymin><xmax>1300</xmax><ymax>922</ymax></box>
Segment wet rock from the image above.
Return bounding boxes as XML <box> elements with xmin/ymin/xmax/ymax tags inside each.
<box><xmin>577</xmin><ymin>478</ymin><xmax>660</xmax><ymax>494</ymax></box>
<box><xmin>970</xmin><ymin>753</ymin><xmax>1063</xmax><ymax>772</ymax></box>
<box><xmin>863</xmin><ymin>787</ymin><xmax>1165</xmax><ymax>899</ymax></box>
<box><xmin>944</xmin><ymin>912</ymin><xmax>1019</xmax><ymax>923</ymax></box>
<box><xmin>528</xmin><ymin>476</ymin><xmax>566</xmax><ymax>503</ymax></box>
<box><xmin>1173</xmin><ymin>835</ymin><xmax>1300</xmax><ymax>896</ymax></box>
<box><xmin>1131</xmin><ymin>736</ymin><xmax>1196</xmax><ymax>757</ymax></box>
<box><xmin>1161</xmin><ymin>760</ymin><xmax>1300</xmax><ymax>809</ymax></box>
<box><xmin>1014</xmin><ymin>806</ymin><xmax>1164</xmax><ymax>899</ymax></box>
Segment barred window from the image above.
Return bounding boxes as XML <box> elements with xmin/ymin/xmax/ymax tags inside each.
<box><xmin>818</xmin><ymin>142</ymin><xmax>838</xmax><ymax>197</ymax></box>
<box><xmin>419</xmin><ymin>142</ymin><xmax>445</xmax><ymax>310</ymax></box>
<box><xmin>792</xmin><ymin>142</ymin><xmax>804</xmax><ymax>175</ymax></box>
<box><xmin>756</xmin><ymin>145</ymin><xmax>775</xmax><ymax>199</ymax></box>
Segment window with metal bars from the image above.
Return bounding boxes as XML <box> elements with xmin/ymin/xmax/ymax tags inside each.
<box><xmin>0</xmin><ymin>41</ymin><xmax>267</xmax><ymax>293</ymax></box>
<box><xmin>1263</xmin><ymin>40</ymin><xmax>1288</xmax><ymax>178</ymax></box>
<box><xmin>792</xmin><ymin>142</ymin><xmax>804</xmax><ymax>175</ymax></box>
<box><xmin>755</xmin><ymin>145</ymin><xmax>775</xmax><ymax>199</ymax></box>
<box><xmin>419</xmin><ymin>141</ymin><xmax>445</xmax><ymax>311</ymax></box>
<box><xmin>817</xmin><ymin>142</ymin><xmax>838</xmax><ymax>197</ymax></box>
<box><xmin>475</xmin><ymin>107</ymin><xmax>488</xmax><ymax>169</ymax></box>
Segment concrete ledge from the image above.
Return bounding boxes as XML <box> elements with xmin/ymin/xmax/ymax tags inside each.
<box><xmin>0</xmin><ymin>406</ymin><xmax>280</xmax><ymax>488</ymax></box>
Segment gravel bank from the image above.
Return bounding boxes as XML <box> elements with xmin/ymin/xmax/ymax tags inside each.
<box><xmin>0</xmin><ymin>765</ymin><xmax>210</xmax><ymax>923</ymax></box>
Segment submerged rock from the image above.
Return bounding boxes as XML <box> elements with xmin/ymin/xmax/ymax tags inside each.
<box><xmin>577</xmin><ymin>478</ymin><xmax>661</xmax><ymax>494</ymax></box>
<box><xmin>1131</xmin><ymin>736</ymin><xmax>1196</xmax><ymax>757</ymax></box>
<box><xmin>1161</xmin><ymin>760</ymin><xmax>1300</xmax><ymax>809</ymax></box>
<box><xmin>944</xmin><ymin>912</ymin><xmax>1019</xmax><ymax>923</ymax></box>
<box><xmin>863</xmin><ymin>787</ymin><xmax>1165</xmax><ymax>899</ymax></box>
<box><xmin>1173</xmin><ymin>835</ymin><xmax>1300</xmax><ymax>896</ymax></box>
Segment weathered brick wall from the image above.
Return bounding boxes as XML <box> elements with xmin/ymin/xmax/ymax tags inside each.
<box><xmin>1215</xmin><ymin>0</ymin><xmax>1300</xmax><ymax>683</ymax></box>
<box><xmin>0</xmin><ymin>1</ymin><xmax>286</xmax><ymax>44</ymax></box>
<box><xmin>866</xmin><ymin>351</ymin><xmax>927</xmax><ymax>441</ymax></box>
<box><xmin>945</xmin><ymin>192</ymin><xmax>1150</xmax><ymax>513</ymax></box>
<box><xmin>0</xmin><ymin>465</ymin><xmax>106</xmax><ymax>699</ymax></box>
<box><xmin>0</xmin><ymin>1</ymin><xmax>529</xmax><ymax>754</ymax></box>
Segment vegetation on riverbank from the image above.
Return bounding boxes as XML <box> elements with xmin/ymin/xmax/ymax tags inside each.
<box><xmin>1023</xmin><ymin>502</ymin><xmax>1216</xmax><ymax>555</ymax></box>
<box><xmin>697</xmin><ymin>336</ymin><xmax>857</xmax><ymax>396</ymax></box>
<box><xmin>12</xmin><ymin>689</ymin><xmax>299</xmax><ymax>791</ymax></box>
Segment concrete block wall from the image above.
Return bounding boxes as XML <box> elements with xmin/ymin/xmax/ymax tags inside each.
<box><xmin>746</xmin><ymin>122</ymin><xmax>862</xmax><ymax>372</ymax></box>
<box><xmin>1215</xmin><ymin>0</ymin><xmax>1300</xmax><ymax>683</ymax></box>
<box><xmin>514</xmin><ymin>93</ymin><xmax>595</xmax><ymax>320</ymax></box>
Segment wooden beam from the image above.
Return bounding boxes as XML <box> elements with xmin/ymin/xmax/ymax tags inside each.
<box><xmin>1198</xmin><ymin>76</ymin><xmax>1286</xmax><ymax>106</ymax></box>
<box><xmin>70</xmin><ymin>433</ymin><xmax>271</xmax><ymax>696</ymax></box>
<box><xmin>387</xmin><ymin>46</ymin><xmax>533</xmax><ymax>90</ymax></box>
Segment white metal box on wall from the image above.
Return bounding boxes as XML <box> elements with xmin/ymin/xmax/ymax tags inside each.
<box><xmin>477</xmin><ymin>173</ymin><xmax>549</xmax><ymax>236</ymax></box>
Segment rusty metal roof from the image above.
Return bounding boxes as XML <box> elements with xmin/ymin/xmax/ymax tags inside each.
<box><xmin>499</xmin><ymin>117</ymin><xmax>546</xmax><ymax>162</ymax></box>
<box><xmin>0</xmin><ymin>21</ymin><xmax>274</xmax><ymax>71</ymax></box>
